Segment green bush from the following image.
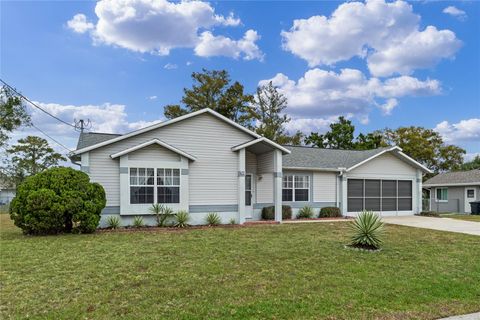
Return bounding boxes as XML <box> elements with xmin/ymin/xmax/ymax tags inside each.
<box><xmin>228</xmin><ymin>218</ymin><xmax>236</xmax><ymax>225</ymax></box>
<box><xmin>107</xmin><ymin>216</ymin><xmax>120</xmax><ymax>229</ymax></box>
<box><xmin>349</xmin><ymin>211</ymin><xmax>384</xmax><ymax>250</ymax></box>
<box><xmin>261</xmin><ymin>205</ymin><xmax>292</xmax><ymax>220</ymax></box>
<box><xmin>297</xmin><ymin>206</ymin><xmax>314</xmax><ymax>219</ymax></box>
<box><xmin>150</xmin><ymin>204</ymin><xmax>175</xmax><ymax>227</ymax></box>
<box><xmin>174</xmin><ymin>210</ymin><xmax>190</xmax><ymax>228</ymax></box>
<box><xmin>319</xmin><ymin>207</ymin><xmax>342</xmax><ymax>218</ymax></box>
<box><xmin>418</xmin><ymin>211</ymin><xmax>440</xmax><ymax>217</ymax></box>
<box><xmin>133</xmin><ymin>216</ymin><xmax>144</xmax><ymax>228</ymax></box>
<box><xmin>205</xmin><ymin>212</ymin><xmax>221</xmax><ymax>226</ymax></box>
<box><xmin>9</xmin><ymin>167</ymin><xmax>106</xmax><ymax>235</ymax></box>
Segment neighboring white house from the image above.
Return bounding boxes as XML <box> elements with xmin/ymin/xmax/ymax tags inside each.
<box><xmin>0</xmin><ymin>173</ymin><xmax>15</xmax><ymax>205</ymax></box>
<box><xmin>423</xmin><ymin>169</ymin><xmax>480</xmax><ymax>214</ymax></box>
<box><xmin>69</xmin><ymin>108</ymin><xmax>431</xmax><ymax>226</ymax></box>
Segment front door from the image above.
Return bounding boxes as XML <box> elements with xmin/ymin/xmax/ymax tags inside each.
<box><xmin>465</xmin><ymin>188</ymin><xmax>477</xmax><ymax>213</ymax></box>
<box><xmin>245</xmin><ymin>174</ymin><xmax>254</xmax><ymax>218</ymax></box>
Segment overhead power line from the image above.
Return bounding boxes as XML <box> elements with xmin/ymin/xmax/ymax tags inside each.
<box><xmin>30</xmin><ymin>123</ymin><xmax>72</xmax><ymax>153</ymax></box>
<box><xmin>0</xmin><ymin>78</ymin><xmax>77</xmax><ymax>129</ymax></box>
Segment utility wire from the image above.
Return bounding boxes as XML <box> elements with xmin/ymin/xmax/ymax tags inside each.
<box><xmin>30</xmin><ymin>123</ymin><xmax>73</xmax><ymax>153</ymax></box>
<box><xmin>0</xmin><ymin>78</ymin><xmax>77</xmax><ymax>129</ymax></box>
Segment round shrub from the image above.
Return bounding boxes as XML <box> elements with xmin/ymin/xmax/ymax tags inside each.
<box><xmin>319</xmin><ymin>207</ymin><xmax>342</xmax><ymax>218</ymax></box>
<box><xmin>261</xmin><ymin>205</ymin><xmax>292</xmax><ymax>220</ymax></box>
<box><xmin>9</xmin><ymin>167</ymin><xmax>106</xmax><ymax>235</ymax></box>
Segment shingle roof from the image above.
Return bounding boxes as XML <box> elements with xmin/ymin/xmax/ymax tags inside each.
<box><xmin>76</xmin><ymin>132</ymin><xmax>121</xmax><ymax>150</ymax></box>
<box><xmin>424</xmin><ymin>169</ymin><xmax>480</xmax><ymax>186</ymax></box>
<box><xmin>282</xmin><ymin>146</ymin><xmax>392</xmax><ymax>170</ymax></box>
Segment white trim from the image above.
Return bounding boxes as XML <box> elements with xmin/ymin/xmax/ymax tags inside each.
<box><xmin>424</xmin><ymin>182</ymin><xmax>480</xmax><ymax>187</ymax></box>
<box><xmin>231</xmin><ymin>137</ymin><xmax>291</xmax><ymax>154</ymax></box>
<box><xmin>345</xmin><ymin>146</ymin><xmax>432</xmax><ymax>174</ymax></box>
<box><xmin>110</xmin><ymin>138</ymin><xmax>197</xmax><ymax>161</ymax></box>
<box><xmin>282</xmin><ymin>166</ymin><xmax>341</xmax><ymax>172</ymax></box>
<box><xmin>72</xmin><ymin>108</ymin><xmax>260</xmax><ymax>155</ymax></box>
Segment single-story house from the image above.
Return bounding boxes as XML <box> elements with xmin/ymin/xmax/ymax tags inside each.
<box><xmin>423</xmin><ymin>169</ymin><xmax>480</xmax><ymax>214</ymax></box>
<box><xmin>69</xmin><ymin>108</ymin><xmax>431</xmax><ymax>226</ymax></box>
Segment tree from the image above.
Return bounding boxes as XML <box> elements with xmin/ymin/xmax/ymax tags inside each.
<box><xmin>304</xmin><ymin>116</ymin><xmax>355</xmax><ymax>149</ymax></box>
<box><xmin>9</xmin><ymin>167</ymin><xmax>106</xmax><ymax>235</ymax></box>
<box><xmin>252</xmin><ymin>81</ymin><xmax>303</xmax><ymax>145</ymax></box>
<box><xmin>5</xmin><ymin>136</ymin><xmax>66</xmax><ymax>185</ymax></box>
<box><xmin>163</xmin><ymin>69</ymin><xmax>255</xmax><ymax>128</ymax></box>
<box><xmin>0</xmin><ymin>85</ymin><xmax>31</xmax><ymax>148</ymax></box>
<box><xmin>355</xmin><ymin>132</ymin><xmax>387</xmax><ymax>150</ymax></box>
<box><xmin>459</xmin><ymin>155</ymin><xmax>480</xmax><ymax>171</ymax></box>
<box><xmin>382</xmin><ymin>127</ymin><xmax>465</xmax><ymax>173</ymax></box>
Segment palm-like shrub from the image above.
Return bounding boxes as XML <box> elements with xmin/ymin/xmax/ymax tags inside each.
<box><xmin>349</xmin><ymin>211</ymin><xmax>384</xmax><ymax>250</ymax></box>
<box><xmin>174</xmin><ymin>210</ymin><xmax>190</xmax><ymax>228</ymax></box>
<box><xmin>107</xmin><ymin>216</ymin><xmax>120</xmax><ymax>229</ymax></box>
<box><xmin>297</xmin><ymin>206</ymin><xmax>314</xmax><ymax>219</ymax></box>
<box><xmin>205</xmin><ymin>212</ymin><xmax>221</xmax><ymax>226</ymax></box>
<box><xmin>133</xmin><ymin>216</ymin><xmax>144</xmax><ymax>228</ymax></box>
<box><xmin>150</xmin><ymin>204</ymin><xmax>175</xmax><ymax>227</ymax></box>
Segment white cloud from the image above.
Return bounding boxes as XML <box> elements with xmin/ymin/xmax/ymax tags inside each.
<box><xmin>259</xmin><ymin>68</ymin><xmax>441</xmax><ymax>122</ymax></box>
<box><xmin>465</xmin><ymin>153</ymin><xmax>480</xmax><ymax>162</ymax></box>
<box><xmin>164</xmin><ymin>63</ymin><xmax>178</xmax><ymax>70</ymax></box>
<box><xmin>281</xmin><ymin>0</ymin><xmax>461</xmax><ymax>77</ymax></box>
<box><xmin>148</xmin><ymin>95</ymin><xmax>157</xmax><ymax>100</ymax></box>
<box><xmin>284</xmin><ymin>117</ymin><xmax>338</xmax><ymax>134</ymax></box>
<box><xmin>194</xmin><ymin>30</ymin><xmax>264</xmax><ymax>61</ymax></box>
<box><xmin>67</xmin><ymin>14</ymin><xmax>94</xmax><ymax>33</ymax></box>
<box><xmin>67</xmin><ymin>0</ymin><xmax>263</xmax><ymax>60</ymax></box>
<box><xmin>434</xmin><ymin>118</ymin><xmax>480</xmax><ymax>143</ymax></box>
<box><xmin>443</xmin><ymin>6</ymin><xmax>467</xmax><ymax>20</ymax></box>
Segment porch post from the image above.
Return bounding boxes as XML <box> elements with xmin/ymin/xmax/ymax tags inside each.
<box><xmin>341</xmin><ymin>174</ymin><xmax>348</xmax><ymax>216</ymax></box>
<box><xmin>273</xmin><ymin>149</ymin><xmax>283</xmax><ymax>222</ymax></box>
<box><xmin>238</xmin><ymin>148</ymin><xmax>246</xmax><ymax>224</ymax></box>
<box><xmin>416</xmin><ymin>169</ymin><xmax>422</xmax><ymax>214</ymax></box>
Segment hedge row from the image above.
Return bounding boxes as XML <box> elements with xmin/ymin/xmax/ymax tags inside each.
<box><xmin>261</xmin><ymin>206</ymin><xmax>342</xmax><ymax>220</ymax></box>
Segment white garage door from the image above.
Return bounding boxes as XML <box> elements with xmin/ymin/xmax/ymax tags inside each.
<box><xmin>347</xmin><ymin>179</ymin><xmax>413</xmax><ymax>216</ymax></box>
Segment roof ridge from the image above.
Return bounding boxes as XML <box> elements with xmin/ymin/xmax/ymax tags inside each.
<box><xmin>282</xmin><ymin>145</ymin><xmax>389</xmax><ymax>152</ymax></box>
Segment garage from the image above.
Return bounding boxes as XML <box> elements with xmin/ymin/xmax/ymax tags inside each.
<box><xmin>347</xmin><ymin>179</ymin><xmax>413</xmax><ymax>216</ymax></box>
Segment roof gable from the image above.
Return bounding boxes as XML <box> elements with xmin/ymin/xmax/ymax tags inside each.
<box><xmin>424</xmin><ymin>169</ymin><xmax>480</xmax><ymax>186</ymax></box>
<box><xmin>110</xmin><ymin>139</ymin><xmax>197</xmax><ymax>161</ymax></box>
<box><xmin>72</xmin><ymin>108</ymin><xmax>260</xmax><ymax>155</ymax></box>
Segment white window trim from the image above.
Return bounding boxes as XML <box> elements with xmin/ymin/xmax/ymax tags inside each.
<box><xmin>129</xmin><ymin>167</ymin><xmax>181</xmax><ymax>205</ymax></box>
<box><xmin>435</xmin><ymin>187</ymin><xmax>448</xmax><ymax>203</ymax></box>
<box><xmin>283</xmin><ymin>174</ymin><xmax>310</xmax><ymax>202</ymax></box>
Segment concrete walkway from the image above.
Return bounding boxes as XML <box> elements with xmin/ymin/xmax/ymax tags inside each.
<box><xmin>383</xmin><ymin>216</ymin><xmax>480</xmax><ymax>236</ymax></box>
<box><xmin>438</xmin><ymin>312</ymin><xmax>480</xmax><ymax>320</ymax></box>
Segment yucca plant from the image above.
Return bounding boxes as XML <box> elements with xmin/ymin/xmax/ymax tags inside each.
<box><xmin>150</xmin><ymin>204</ymin><xmax>175</xmax><ymax>227</ymax></box>
<box><xmin>174</xmin><ymin>210</ymin><xmax>190</xmax><ymax>228</ymax></box>
<box><xmin>349</xmin><ymin>211</ymin><xmax>384</xmax><ymax>250</ymax></box>
<box><xmin>133</xmin><ymin>216</ymin><xmax>144</xmax><ymax>228</ymax></box>
<box><xmin>107</xmin><ymin>216</ymin><xmax>120</xmax><ymax>229</ymax></box>
<box><xmin>205</xmin><ymin>212</ymin><xmax>221</xmax><ymax>226</ymax></box>
<box><xmin>297</xmin><ymin>206</ymin><xmax>314</xmax><ymax>219</ymax></box>
<box><xmin>229</xmin><ymin>218</ymin><xmax>236</xmax><ymax>225</ymax></box>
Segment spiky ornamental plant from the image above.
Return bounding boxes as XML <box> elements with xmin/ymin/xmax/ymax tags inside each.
<box><xmin>349</xmin><ymin>211</ymin><xmax>384</xmax><ymax>250</ymax></box>
<box><xmin>205</xmin><ymin>212</ymin><xmax>221</xmax><ymax>226</ymax></box>
<box><xmin>174</xmin><ymin>210</ymin><xmax>190</xmax><ymax>228</ymax></box>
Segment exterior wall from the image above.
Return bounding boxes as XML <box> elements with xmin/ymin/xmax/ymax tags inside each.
<box><xmin>128</xmin><ymin>144</ymin><xmax>180</xmax><ymax>162</ymax></box>
<box><xmin>343</xmin><ymin>152</ymin><xmax>419</xmax><ymax>217</ymax></box>
<box><xmin>256</xmin><ymin>151</ymin><xmax>274</xmax><ymax>206</ymax></box>
<box><xmin>429</xmin><ymin>186</ymin><xmax>480</xmax><ymax>213</ymax></box>
<box><xmin>0</xmin><ymin>189</ymin><xmax>15</xmax><ymax>204</ymax></box>
<box><xmin>85</xmin><ymin>113</ymin><xmax>254</xmax><ymax>222</ymax></box>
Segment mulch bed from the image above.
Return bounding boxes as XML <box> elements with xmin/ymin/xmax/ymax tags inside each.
<box><xmin>284</xmin><ymin>217</ymin><xmax>352</xmax><ymax>221</ymax></box>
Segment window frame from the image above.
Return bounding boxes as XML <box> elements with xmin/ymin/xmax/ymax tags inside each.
<box><xmin>129</xmin><ymin>167</ymin><xmax>181</xmax><ymax>205</ymax></box>
<box><xmin>282</xmin><ymin>174</ymin><xmax>310</xmax><ymax>202</ymax></box>
<box><xmin>435</xmin><ymin>187</ymin><xmax>448</xmax><ymax>202</ymax></box>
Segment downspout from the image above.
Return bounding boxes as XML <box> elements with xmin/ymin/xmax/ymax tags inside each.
<box><xmin>337</xmin><ymin>167</ymin><xmax>347</xmax><ymax>210</ymax></box>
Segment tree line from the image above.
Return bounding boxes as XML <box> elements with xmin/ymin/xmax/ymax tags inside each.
<box><xmin>1</xmin><ymin>69</ymin><xmax>478</xmax><ymax>187</ymax></box>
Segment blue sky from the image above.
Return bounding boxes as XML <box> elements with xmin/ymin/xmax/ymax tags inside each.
<box><xmin>1</xmin><ymin>0</ymin><xmax>479</xmax><ymax>158</ymax></box>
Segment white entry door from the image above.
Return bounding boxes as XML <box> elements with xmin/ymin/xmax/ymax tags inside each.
<box><xmin>245</xmin><ymin>174</ymin><xmax>254</xmax><ymax>218</ymax></box>
<box><xmin>465</xmin><ymin>188</ymin><xmax>477</xmax><ymax>213</ymax></box>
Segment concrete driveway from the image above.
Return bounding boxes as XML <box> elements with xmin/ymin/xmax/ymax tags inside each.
<box><xmin>383</xmin><ymin>216</ymin><xmax>480</xmax><ymax>236</ymax></box>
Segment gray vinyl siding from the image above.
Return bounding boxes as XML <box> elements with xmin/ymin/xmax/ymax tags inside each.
<box><xmin>350</xmin><ymin>153</ymin><xmax>416</xmax><ymax>176</ymax></box>
<box><xmin>89</xmin><ymin>150</ymin><xmax>120</xmax><ymax>206</ymax></box>
<box><xmin>128</xmin><ymin>144</ymin><xmax>180</xmax><ymax>162</ymax></box>
<box><xmin>85</xmin><ymin>113</ymin><xmax>253</xmax><ymax>206</ymax></box>
<box><xmin>429</xmin><ymin>186</ymin><xmax>480</xmax><ymax>213</ymax></box>
<box><xmin>257</xmin><ymin>151</ymin><xmax>274</xmax><ymax>173</ymax></box>
<box><xmin>257</xmin><ymin>173</ymin><xmax>273</xmax><ymax>203</ymax></box>
<box><xmin>246</xmin><ymin>151</ymin><xmax>257</xmax><ymax>174</ymax></box>
<box><xmin>313</xmin><ymin>172</ymin><xmax>337</xmax><ymax>202</ymax></box>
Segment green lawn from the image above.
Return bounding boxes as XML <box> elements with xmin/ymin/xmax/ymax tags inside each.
<box><xmin>442</xmin><ymin>214</ymin><xmax>480</xmax><ymax>222</ymax></box>
<box><xmin>1</xmin><ymin>215</ymin><xmax>479</xmax><ymax>320</ymax></box>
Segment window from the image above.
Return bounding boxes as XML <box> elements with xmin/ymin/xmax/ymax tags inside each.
<box><xmin>129</xmin><ymin>167</ymin><xmax>180</xmax><ymax>204</ymax></box>
<box><xmin>347</xmin><ymin>179</ymin><xmax>413</xmax><ymax>212</ymax></box>
<box><xmin>436</xmin><ymin>188</ymin><xmax>448</xmax><ymax>202</ymax></box>
<box><xmin>282</xmin><ymin>174</ymin><xmax>309</xmax><ymax>202</ymax></box>
<box><xmin>130</xmin><ymin>168</ymin><xmax>154</xmax><ymax>204</ymax></box>
<box><xmin>245</xmin><ymin>175</ymin><xmax>252</xmax><ymax>206</ymax></box>
<box><xmin>157</xmin><ymin>169</ymin><xmax>180</xmax><ymax>204</ymax></box>
<box><xmin>467</xmin><ymin>189</ymin><xmax>475</xmax><ymax>198</ymax></box>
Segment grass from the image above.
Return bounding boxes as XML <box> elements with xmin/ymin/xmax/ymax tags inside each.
<box><xmin>1</xmin><ymin>215</ymin><xmax>480</xmax><ymax>319</ymax></box>
<box><xmin>441</xmin><ymin>214</ymin><xmax>480</xmax><ymax>222</ymax></box>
